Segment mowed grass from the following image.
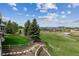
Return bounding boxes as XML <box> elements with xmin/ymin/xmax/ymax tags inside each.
<box><xmin>40</xmin><ymin>31</ymin><xmax>79</xmax><ymax>56</ymax></box>
<box><xmin>2</xmin><ymin>34</ymin><xmax>30</xmax><ymax>45</ymax></box>
<box><xmin>68</xmin><ymin>32</ymin><xmax>79</xmax><ymax>41</ymax></box>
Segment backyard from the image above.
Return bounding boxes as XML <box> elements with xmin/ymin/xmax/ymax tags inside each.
<box><xmin>2</xmin><ymin>31</ymin><xmax>79</xmax><ymax>56</ymax></box>
<box><xmin>2</xmin><ymin>34</ymin><xmax>30</xmax><ymax>45</ymax></box>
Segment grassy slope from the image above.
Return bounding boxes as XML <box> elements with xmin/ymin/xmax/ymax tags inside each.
<box><xmin>2</xmin><ymin>34</ymin><xmax>30</xmax><ymax>45</ymax></box>
<box><xmin>68</xmin><ymin>33</ymin><xmax>79</xmax><ymax>41</ymax></box>
<box><xmin>40</xmin><ymin>31</ymin><xmax>79</xmax><ymax>56</ymax></box>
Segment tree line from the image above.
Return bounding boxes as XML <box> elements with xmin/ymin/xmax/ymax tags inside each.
<box><xmin>24</xmin><ymin>19</ymin><xmax>40</xmax><ymax>42</ymax></box>
<box><xmin>6</xmin><ymin>20</ymin><xmax>18</xmax><ymax>34</ymax></box>
<box><xmin>4</xmin><ymin>18</ymin><xmax>40</xmax><ymax>42</ymax></box>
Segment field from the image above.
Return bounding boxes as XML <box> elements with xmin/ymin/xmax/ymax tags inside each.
<box><xmin>2</xmin><ymin>34</ymin><xmax>30</xmax><ymax>45</ymax></box>
<box><xmin>40</xmin><ymin>31</ymin><xmax>79</xmax><ymax>56</ymax></box>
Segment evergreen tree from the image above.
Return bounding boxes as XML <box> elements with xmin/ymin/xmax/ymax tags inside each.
<box><xmin>0</xmin><ymin>13</ymin><xmax>2</xmax><ymax>24</ymax></box>
<box><xmin>0</xmin><ymin>18</ymin><xmax>1</xmax><ymax>24</ymax></box>
<box><xmin>24</xmin><ymin>20</ymin><xmax>30</xmax><ymax>35</ymax></box>
<box><xmin>12</xmin><ymin>22</ymin><xmax>18</xmax><ymax>34</ymax></box>
<box><xmin>28</xmin><ymin>19</ymin><xmax>40</xmax><ymax>42</ymax></box>
<box><xmin>6</xmin><ymin>20</ymin><xmax>18</xmax><ymax>34</ymax></box>
<box><xmin>6</xmin><ymin>20</ymin><xmax>13</xmax><ymax>33</ymax></box>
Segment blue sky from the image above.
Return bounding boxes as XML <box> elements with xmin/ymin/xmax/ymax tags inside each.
<box><xmin>0</xmin><ymin>3</ymin><xmax>79</xmax><ymax>27</ymax></box>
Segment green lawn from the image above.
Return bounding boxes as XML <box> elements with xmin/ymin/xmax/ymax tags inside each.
<box><xmin>2</xmin><ymin>34</ymin><xmax>30</xmax><ymax>45</ymax></box>
<box><xmin>40</xmin><ymin>31</ymin><xmax>79</xmax><ymax>56</ymax></box>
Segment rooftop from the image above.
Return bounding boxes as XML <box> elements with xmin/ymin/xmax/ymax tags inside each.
<box><xmin>0</xmin><ymin>23</ymin><xmax>5</xmax><ymax>27</ymax></box>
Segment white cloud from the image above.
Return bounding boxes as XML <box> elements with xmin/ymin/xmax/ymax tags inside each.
<box><xmin>73</xmin><ymin>19</ymin><xmax>79</xmax><ymax>23</ymax></box>
<box><xmin>36</xmin><ymin>3</ymin><xmax>42</xmax><ymax>9</ymax></box>
<box><xmin>24</xmin><ymin>7</ymin><xmax>27</xmax><ymax>11</ymax></box>
<box><xmin>71</xmin><ymin>3</ymin><xmax>79</xmax><ymax>8</ymax></box>
<box><xmin>47</xmin><ymin>13</ymin><xmax>58</xmax><ymax>18</ymax></box>
<box><xmin>8</xmin><ymin>3</ymin><xmax>18</xmax><ymax>11</ymax></box>
<box><xmin>68</xmin><ymin>4</ymin><xmax>72</xmax><ymax>8</ymax></box>
<box><xmin>67</xmin><ymin>3</ymin><xmax>79</xmax><ymax>8</ymax></box>
<box><xmin>2</xmin><ymin>16</ymin><xmax>10</xmax><ymax>21</ymax></box>
<box><xmin>36</xmin><ymin>3</ymin><xmax>58</xmax><ymax>13</ymax></box>
<box><xmin>8</xmin><ymin>3</ymin><xmax>16</xmax><ymax>7</ymax></box>
<box><xmin>61</xmin><ymin>11</ymin><xmax>71</xmax><ymax>15</ymax></box>
<box><xmin>17</xmin><ymin>13</ymin><xmax>23</xmax><ymax>16</ymax></box>
<box><xmin>38</xmin><ymin>13</ymin><xmax>59</xmax><ymax>21</ymax></box>
<box><xmin>26</xmin><ymin>14</ymin><xmax>29</xmax><ymax>17</ymax></box>
<box><xmin>61</xmin><ymin>15</ymin><xmax>66</xmax><ymax>18</ymax></box>
<box><xmin>44</xmin><ymin>3</ymin><xmax>57</xmax><ymax>9</ymax></box>
<box><xmin>32</xmin><ymin>14</ymin><xmax>35</xmax><ymax>17</ymax></box>
<box><xmin>61</xmin><ymin>11</ymin><xmax>65</xmax><ymax>14</ymax></box>
<box><xmin>40</xmin><ymin>9</ymin><xmax>47</xmax><ymax>13</ymax></box>
<box><xmin>67</xmin><ymin>11</ymin><xmax>71</xmax><ymax>14</ymax></box>
<box><xmin>12</xmin><ymin>7</ymin><xmax>18</xmax><ymax>11</ymax></box>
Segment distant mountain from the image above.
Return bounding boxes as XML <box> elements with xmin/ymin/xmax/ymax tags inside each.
<box><xmin>40</xmin><ymin>26</ymin><xmax>79</xmax><ymax>30</ymax></box>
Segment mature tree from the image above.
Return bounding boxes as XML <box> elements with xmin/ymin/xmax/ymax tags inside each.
<box><xmin>24</xmin><ymin>20</ymin><xmax>30</xmax><ymax>35</ymax></box>
<box><xmin>0</xmin><ymin>12</ymin><xmax>2</xmax><ymax>24</ymax></box>
<box><xmin>12</xmin><ymin>22</ymin><xmax>18</xmax><ymax>34</ymax></box>
<box><xmin>6</xmin><ymin>20</ymin><xmax>18</xmax><ymax>34</ymax></box>
<box><xmin>28</xmin><ymin>19</ymin><xmax>40</xmax><ymax>42</ymax></box>
<box><xmin>0</xmin><ymin>18</ymin><xmax>1</xmax><ymax>24</ymax></box>
<box><xmin>6</xmin><ymin>20</ymin><xmax>13</xmax><ymax>33</ymax></box>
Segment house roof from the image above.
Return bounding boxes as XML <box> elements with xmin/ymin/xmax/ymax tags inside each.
<box><xmin>0</xmin><ymin>23</ymin><xmax>5</xmax><ymax>26</ymax></box>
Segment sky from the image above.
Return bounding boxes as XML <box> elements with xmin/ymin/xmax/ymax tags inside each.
<box><xmin>0</xmin><ymin>3</ymin><xmax>79</xmax><ymax>27</ymax></box>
